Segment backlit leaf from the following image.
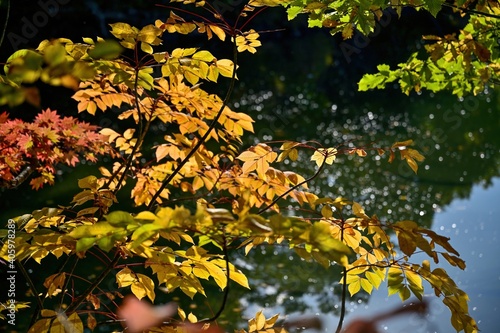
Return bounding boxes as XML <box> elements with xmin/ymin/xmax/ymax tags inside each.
<box><xmin>88</xmin><ymin>40</ymin><xmax>124</xmax><ymax>59</ymax></box>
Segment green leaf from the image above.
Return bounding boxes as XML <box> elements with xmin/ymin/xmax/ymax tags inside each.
<box><xmin>69</xmin><ymin>222</ymin><xmax>121</xmax><ymax>238</ymax></box>
<box><xmin>88</xmin><ymin>40</ymin><xmax>124</xmax><ymax>59</ymax></box>
<box><xmin>130</xmin><ymin>224</ymin><xmax>163</xmax><ymax>248</ymax></box>
<box><xmin>193</xmin><ymin>50</ymin><xmax>215</xmax><ymax>62</ymax></box>
<box><xmin>423</xmin><ymin>0</ymin><xmax>442</xmax><ymax>16</ymax></box>
<box><xmin>310</xmin><ymin>221</ymin><xmax>351</xmax><ymax>266</ymax></box>
<box><xmin>76</xmin><ymin>237</ymin><xmax>96</xmax><ymax>252</ymax></box>
<box><xmin>398</xmin><ymin>285</ymin><xmax>411</xmax><ymax>301</ymax></box>
<box><xmin>105</xmin><ymin>211</ymin><xmax>136</xmax><ymax>226</ymax></box>
<box><xmin>78</xmin><ymin>175</ymin><xmax>99</xmax><ymax>189</ymax></box>
<box><xmin>43</xmin><ymin>44</ymin><xmax>67</xmax><ymax>66</ymax></box>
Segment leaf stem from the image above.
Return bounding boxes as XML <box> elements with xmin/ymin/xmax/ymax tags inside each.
<box><xmin>335</xmin><ymin>212</ymin><xmax>347</xmax><ymax>333</ymax></box>
<box><xmin>148</xmin><ymin>34</ymin><xmax>239</xmax><ymax>210</ymax></box>
<box><xmin>258</xmin><ymin>152</ymin><xmax>327</xmax><ymax>214</ymax></box>
<box><xmin>201</xmin><ymin>233</ymin><xmax>230</xmax><ymax>323</ymax></box>
<box><xmin>65</xmin><ymin>253</ymin><xmax>121</xmax><ymax>314</ymax></box>
<box><xmin>17</xmin><ymin>260</ymin><xmax>44</xmax><ymax>327</ymax></box>
<box><xmin>0</xmin><ymin>0</ymin><xmax>10</xmax><ymax>50</ymax></box>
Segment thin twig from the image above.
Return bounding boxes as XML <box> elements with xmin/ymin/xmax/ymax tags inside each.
<box><xmin>258</xmin><ymin>152</ymin><xmax>327</xmax><ymax>214</ymax></box>
<box><xmin>16</xmin><ymin>260</ymin><xmax>44</xmax><ymax>326</ymax></box>
<box><xmin>0</xmin><ymin>0</ymin><xmax>10</xmax><ymax>50</ymax></box>
<box><xmin>442</xmin><ymin>2</ymin><xmax>500</xmax><ymax>19</ymax></box>
<box><xmin>335</xmin><ymin>211</ymin><xmax>347</xmax><ymax>333</ymax></box>
<box><xmin>201</xmin><ymin>233</ymin><xmax>230</xmax><ymax>323</ymax></box>
<box><xmin>65</xmin><ymin>253</ymin><xmax>121</xmax><ymax>314</ymax></box>
<box><xmin>148</xmin><ymin>37</ymin><xmax>239</xmax><ymax>210</ymax></box>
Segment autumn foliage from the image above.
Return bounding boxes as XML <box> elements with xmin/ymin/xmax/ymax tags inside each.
<box><xmin>0</xmin><ymin>1</ymin><xmax>486</xmax><ymax>333</ymax></box>
<box><xmin>0</xmin><ymin>109</ymin><xmax>109</xmax><ymax>189</ymax></box>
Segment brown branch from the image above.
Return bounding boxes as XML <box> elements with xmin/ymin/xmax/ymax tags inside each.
<box><xmin>200</xmin><ymin>233</ymin><xmax>230</xmax><ymax>323</ymax></box>
<box><xmin>148</xmin><ymin>37</ymin><xmax>239</xmax><ymax>210</ymax></box>
<box><xmin>65</xmin><ymin>253</ymin><xmax>121</xmax><ymax>314</ymax></box>
<box><xmin>335</xmin><ymin>211</ymin><xmax>347</xmax><ymax>333</ymax></box>
<box><xmin>258</xmin><ymin>149</ymin><xmax>327</xmax><ymax>214</ymax></box>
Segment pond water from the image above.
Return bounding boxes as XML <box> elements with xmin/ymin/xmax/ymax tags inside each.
<box><xmin>230</xmin><ymin>82</ymin><xmax>500</xmax><ymax>331</ymax></box>
<box><xmin>321</xmin><ymin>178</ymin><xmax>500</xmax><ymax>332</ymax></box>
<box><xmin>231</xmin><ymin>25</ymin><xmax>500</xmax><ymax>331</ymax></box>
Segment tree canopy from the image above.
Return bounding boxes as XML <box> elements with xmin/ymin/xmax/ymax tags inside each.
<box><xmin>1</xmin><ymin>0</ymin><xmax>496</xmax><ymax>332</ymax></box>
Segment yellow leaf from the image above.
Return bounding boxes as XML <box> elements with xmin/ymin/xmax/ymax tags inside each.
<box><xmin>192</xmin><ymin>50</ymin><xmax>215</xmax><ymax>62</ymax></box>
<box><xmin>116</xmin><ymin>267</ymin><xmax>135</xmax><ymax>288</ymax></box>
<box><xmin>216</xmin><ymin>59</ymin><xmax>235</xmax><ymax>77</ymax></box>
<box><xmin>360</xmin><ymin>277</ymin><xmax>373</xmax><ymax>294</ymax></box>
<box><xmin>348</xmin><ymin>277</ymin><xmax>361</xmax><ymax>296</ymax></box>
<box><xmin>51</xmin><ymin>312</ymin><xmax>83</xmax><ymax>333</ymax></box>
<box><xmin>203</xmin><ymin>261</ymin><xmax>227</xmax><ymax>289</ymax></box>
<box><xmin>321</xmin><ymin>205</ymin><xmax>333</xmax><ymax>218</ymax></box>
<box><xmin>352</xmin><ymin>202</ymin><xmax>369</xmax><ymax>219</ymax></box>
<box><xmin>310</xmin><ymin>148</ymin><xmax>337</xmax><ymax>167</ymax></box>
<box><xmin>391</xmin><ymin>139</ymin><xmax>414</xmax><ymax>148</ymax></box>
<box><xmin>209</xmin><ymin>25</ymin><xmax>226</xmax><ymax>41</ymax></box>
<box><xmin>365</xmin><ymin>270</ymin><xmax>382</xmax><ymax>289</ymax></box>
<box><xmin>109</xmin><ymin>22</ymin><xmax>138</xmax><ymax>40</ymax></box>
<box><xmin>229</xmin><ymin>265</ymin><xmax>250</xmax><ymax>289</ymax></box>
<box><xmin>255</xmin><ymin>310</ymin><xmax>266</xmax><ymax>331</ymax></box>
<box><xmin>134</xmin><ymin>274</ymin><xmax>156</xmax><ymax>302</ymax></box>
<box><xmin>28</xmin><ymin>318</ymin><xmax>52</xmax><ymax>333</ymax></box>
<box><xmin>265</xmin><ymin>313</ymin><xmax>280</xmax><ymax>328</ymax></box>
<box><xmin>356</xmin><ymin>148</ymin><xmax>367</xmax><ymax>157</ymax></box>
<box><xmin>187</xmin><ymin>312</ymin><xmax>198</xmax><ymax>323</ymax></box>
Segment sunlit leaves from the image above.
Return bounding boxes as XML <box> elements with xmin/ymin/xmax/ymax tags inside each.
<box><xmin>235</xmin><ymin>30</ymin><xmax>262</xmax><ymax>54</ymax></box>
<box><xmin>88</xmin><ymin>40</ymin><xmax>124</xmax><ymax>59</ymax></box>
<box><xmin>160</xmin><ymin>48</ymin><xmax>235</xmax><ymax>85</ymax></box>
<box><xmin>196</xmin><ymin>22</ymin><xmax>226</xmax><ymax>41</ymax></box>
<box><xmin>243</xmin><ymin>310</ymin><xmax>287</xmax><ymax>333</ymax></box>
<box><xmin>0</xmin><ymin>3</ymin><xmax>479</xmax><ymax>333</ymax></box>
<box><xmin>309</xmin><ymin>221</ymin><xmax>351</xmax><ymax>266</ymax></box>
<box><xmin>116</xmin><ymin>267</ymin><xmax>156</xmax><ymax>301</ymax></box>
<box><xmin>418</xmin><ymin>261</ymin><xmax>479</xmax><ymax>333</ymax></box>
<box><xmin>43</xmin><ymin>273</ymin><xmax>66</xmax><ymax>298</ymax></box>
<box><xmin>28</xmin><ymin>311</ymin><xmax>83</xmax><ymax>333</ymax></box>
<box><xmin>237</xmin><ymin>143</ymin><xmax>278</xmax><ymax>179</ymax></box>
<box><xmin>155</xmin><ymin>12</ymin><xmax>196</xmax><ymax>35</ymax></box>
<box><xmin>358</xmin><ymin>9</ymin><xmax>500</xmax><ymax>96</ymax></box>
<box><xmin>310</xmin><ymin>147</ymin><xmax>337</xmax><ymax>167</ymax></box>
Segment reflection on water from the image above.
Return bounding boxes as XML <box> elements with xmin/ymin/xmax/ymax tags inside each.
<box><xmin>322</xmin><ymin>178</ymin><xmax>500</xmax><ymax>332</ymax></box>
<box><xmin>230</xmin><ymin>85</ymin><xmax>499</xmax><ymax>330</ymax></box>
<box><xmin>228</xmin><ymin>28</ymin><xmax>500</xmax><ymax>330</ymax></box>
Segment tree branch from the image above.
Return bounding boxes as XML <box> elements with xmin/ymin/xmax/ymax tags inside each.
<box><xmin>148</xmin><ymin>38</ymin><xmax>239</xmax><ymax>210</ymax></box>
<box><xmin>65</xmin><ymin>253</ymin><xmax>121</xmax><ymax>314</ymax></box>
